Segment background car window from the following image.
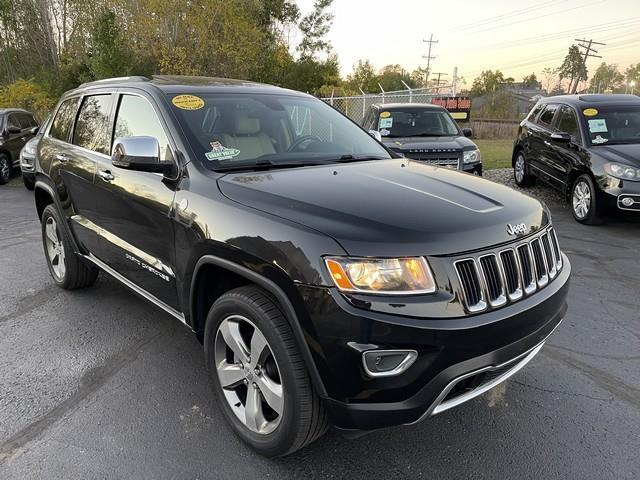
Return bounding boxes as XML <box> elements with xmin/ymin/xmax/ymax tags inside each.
<box><xmin>538</xmin><ymin>104</ymin><xmax>559</xmax><ymax>126</ymax></box>
<box><xmin>113</xmin><ymin>95</ymin><xmax>173</xmax><ymax>162</ymax></box>
<box><xmin>50</xmin><ymin>98</ymin><xmax>80</xmax><ymax>142</ymax></box>
<box><xmin>7</xmin><ymin>113</ymin><xmax>20</xmax><ymax>129</ymax></box>
<box><xmin>17</xmin><ymin>112</ymin><xmax>37</xmax><ymax>129</ymax></box>
<box><xmin>556</xmin><ymin>106</ymin><xmax>581</xmax><ymax>143</ymax></box>
<box><xmin>73</xmin><ymin>95</ymin><xmax>112</xmax><ymax>154</ymax></box>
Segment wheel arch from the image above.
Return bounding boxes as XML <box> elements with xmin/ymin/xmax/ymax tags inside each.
<box><xmin>189</xmin><ymin>255</ymin><xmax>328</xmax><ymax>397</ymax></box>
<box><xmin>565</xmin><ymin>168</ymin><xmax>593</xmax><ymax>202</ymax></box>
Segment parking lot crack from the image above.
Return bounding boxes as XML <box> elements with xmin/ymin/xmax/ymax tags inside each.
<box><xmin>0</xmin><ymin>328</ymin><xmax>170</xmax><ymax>464</ymax></box>
<box><xmin>511</xmin><ymin>379</ymin><xmax>614</xmax><ymax>402</ymax></box>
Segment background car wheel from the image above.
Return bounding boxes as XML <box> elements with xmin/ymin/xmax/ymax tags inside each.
<box><xmin>0</xmin><ymin>154</ymin><xmax>11</xmax><ymax>184</ymax></box>
<box><xmin>513</xmin><ymin>151</ymin><xmax>535</xmax><ymax>187</ymax></box>
<box><xmin>204</xmin><ymin>285</ymin><xmax>328</xmax><ymax>457</ymax></box>
<box><xmin>41</xmin><ymin>204</ymin><xmax>99</xmax><ymax>289</ymax></box>
<box><xmin>571</xmin><ymin>174</ymin><xmax>603</xmax><ymax>225</ymax></box>
<box><xmin>22</xmin><ymin>174</ymin><xmax>35</xmax><ymax>190</ymax></box>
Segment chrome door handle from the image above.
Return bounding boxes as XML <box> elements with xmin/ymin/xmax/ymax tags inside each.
<box><xmin>55</xmin><ymin>153</ymin><xmax>68</xmax><ymax>162</ymax></box>
<box><xmin>97</xmin><ymin>170</ymin><xmax>115</xmax><ymax>182</ymax></box>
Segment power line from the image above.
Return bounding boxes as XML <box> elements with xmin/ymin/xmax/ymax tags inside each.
<box><xmin>452</xmin><ymin>0</ymin><xmax>565</xmax><ymax>31</ymax></box>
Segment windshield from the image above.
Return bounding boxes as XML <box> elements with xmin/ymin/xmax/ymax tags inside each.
<box><xmin>168</xmin><ymin>93</ymin><xmax>391</xmax><ymax>171</ymax></box>
<box><xmin>376</xmin><ymin>108</ymin><xmax>460</xmax><ymax>138</ymax></box>
<box><xmin>582</xmin><ymin>105</ymin><xmax>640</xmax><ymax>145</ymax></box>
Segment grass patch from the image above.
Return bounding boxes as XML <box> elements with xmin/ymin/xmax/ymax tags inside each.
<box><xmin>476</xmin><ymin>139</ymin><xmax>514</xmax><ymax>170</ymax></box>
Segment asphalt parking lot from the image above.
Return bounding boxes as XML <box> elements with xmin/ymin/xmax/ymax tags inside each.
<box><xmin>1</xmin><ymin>175</ymin><xmax>639</xmax><ymax>480</ymax></box>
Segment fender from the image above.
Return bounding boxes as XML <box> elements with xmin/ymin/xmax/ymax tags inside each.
<box><xmin>190</xmin><ymin>254</ymin><xmax>328</xmax><ymax>398</ymax></box>
<box><xmin>34</xmin><ymin>179</ymin><xmax>82</xmax><ymax>255</ymax></box>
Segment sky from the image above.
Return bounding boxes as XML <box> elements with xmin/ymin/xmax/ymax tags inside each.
<box><xmin>296</xmin><ymin>0</ymin><xmax>640</xmax><ymax>87</ymax></box>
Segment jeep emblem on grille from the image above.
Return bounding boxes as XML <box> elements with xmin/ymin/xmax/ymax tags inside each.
<box><xmin>506</xmin><ymin>223</ymin><xmax>527</xmax><ymax>236</ymax></box>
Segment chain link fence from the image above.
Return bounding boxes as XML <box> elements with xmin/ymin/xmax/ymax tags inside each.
<box><xmin>321</xmin><ymin>87</ymin><xmax>455</xmax><ymax>125</ymax></box>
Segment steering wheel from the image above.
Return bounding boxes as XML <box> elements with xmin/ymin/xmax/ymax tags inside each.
<box><xmin>288</xmin><ymin>135</ymin><xmax>322</xmax><ymax>152</ymax></box>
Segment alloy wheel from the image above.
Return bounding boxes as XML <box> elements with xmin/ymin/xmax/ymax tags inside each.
<box><xmin>214</xmin><ymin>315</ymin><xmax>283</xmax><ymax>435</ymax></box>
<box><xmin>0</xmin><ymin>157</ymin><xmax>9</xmax><ymax>181</ymax></box>
<box><xmin>572</xmin><ymin>180</ymin><xmax>592</xmax><ymax>219</ymax></box>
<box><xmin>514</xmin><ymin>155</ymin><xmax>525</xmax><ymax>183</ymax></box>
<box><xmin>44</xmin><ymin>217</ymin><xmax>66</xmax><ymax>280</ymax></box>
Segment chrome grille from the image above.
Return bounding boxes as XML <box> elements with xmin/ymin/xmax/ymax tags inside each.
<box><xmin>454</xmin><ymin>226</ymin><xmax>563</xmax><ymax>313</ymax></box>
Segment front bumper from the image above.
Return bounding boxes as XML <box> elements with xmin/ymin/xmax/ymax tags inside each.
<box><xmin>462</xmin><ymin>161</ymin><xmax>482</xmax><ymax>175</ymax></box>
<box><xmin>597</xmin><ymin>176</ymin><xmax>640</xmax><ymax>213</ymax></box>
<box><xmin>297</xmin><ymin>254</ymin><xmax>570</xmax><ymax>431</ymax></box>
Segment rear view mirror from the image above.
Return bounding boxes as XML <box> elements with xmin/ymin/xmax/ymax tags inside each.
<box><xmin>550</xmin><ymin>132</ymin><xmax>571</xmax><ymax>143</ymax></box>
<box><xmin>112</xmin><ymin>136</ymin><xmax>169</xmax><ymax>173</ymax></box>
<box><xmin>462</xmin><ymin>128</ymin><xmax>473</xmax><ymax>138</ymax></box>
<box><xmin>369</xmin><ymin>130</ymin><xmax>382</xmax><ymax>142</ymax></box>
<box><xmin>30</xmin><ymin>126</ymin><xmax>39</xmax><ymax>135</ymax></box>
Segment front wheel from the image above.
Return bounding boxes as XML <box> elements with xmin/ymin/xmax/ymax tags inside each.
<box><xmin>0</xmin><ymin>154</ymin><xmax>10</xmax><ymax>184</ymax></box>
<box><xmin>204</xmin><ymin>286</ymin><xmax>328</xmax><ymax>457</ymax></box>
<box><xmin>513</xmin><ymin>151</ymin><xmax>536</xmax><ymax>187</ymax></box>
<box><xmin>571</xmin><ymin>174</ymin><xmax>603</xmax><ymax>225</ymax></box>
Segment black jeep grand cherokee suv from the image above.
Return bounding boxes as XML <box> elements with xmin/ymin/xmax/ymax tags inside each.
<box><xmin>34</xmin><ymin>76</ymin><xmax>570</xmax><ymax>456</ymax></box>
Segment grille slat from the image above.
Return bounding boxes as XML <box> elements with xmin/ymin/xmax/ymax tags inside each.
<box><xmin>455</xmin><ymin>227</ymin><xmax>562</xmax><ymax>313</ymax></box>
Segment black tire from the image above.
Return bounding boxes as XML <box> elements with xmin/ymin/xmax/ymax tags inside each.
<box><xmin>513</xmin><ymin>150</ymin><xmax>536</xmax><ymax>187</ymax></box>
<box><xmin>0</xmin><ymin>154</ymin><xmax>10</xmax><ymax>185</ymax></box>
<box><xmin>41</xmin><ymin>204</ymin><xmax>99</xmax><ymax>289</ymax></box>
<box><xmin>570</xmin><ymin>173</ymin><xmax>603</xmax><ymax>225</ymax></box>
<box><xmin>22</xmin><ymin>174</ymin><xmax>35</xmax><ymax>190</ymax></box>
<box><xmin>204</xmin><ymin>285</ymin><xmax>328</xmax><ymax>457</ymax></box>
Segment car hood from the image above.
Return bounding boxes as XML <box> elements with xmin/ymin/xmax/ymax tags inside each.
<box><xmin>218</xmin><ymin>159</ymin><xmax>549</xmax><ymax>257</ymax></box>
<box><xmin>592</xmin><ymin>144</ymin><xmax>640</xmax><ymax>167</ymax></box>
<box><xmin>382</xmin><ymin>135</ymin><xmax>476</xmax><ymax>153</ymax></box>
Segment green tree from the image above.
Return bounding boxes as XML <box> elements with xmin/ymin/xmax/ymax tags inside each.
<box><xmin>0</xmin><ymin>78</ymin><xmax>55</xmax><ymax>119</ymax></box>
<box><xmin>589</xmin><ymin>63</ymin><xmax>623</xmax><ymax>93</ymax></box>
<box><xmin>625</xmin><ymin>64</ymin><xmax>640</xmax><ymax>86</ymax></box>
<box><xmin>522</xmin><ymin>73</ymin><xmax>539</xmax><ymax>87</ymax></box>
<box><xmin>559</xmin><ymin>45</ymin><xmax>587</xmax><ymax>94</ymax></box>
<box><xmin>470</xmin><ymin>70</ymin><xmax>507</xmax><ymax>96</ymax></box>
<box><xmin>377</xmin><ymin>64</ymin><xmax>416</xmax><ymax>91</ymax></box>
<box><xmin>89</xmin><ymin>8</ymin><xmax>132</xmax><ymax>80</ymax></box>
<box><xmin>346</xmin><ymin>59</ymin><xmax>379</xmax><ymax>93</ymax></box>
<box><xmin>297</xmin><ymin>0</ymin><xmax>334</xmax><ymax>59</ymax></box>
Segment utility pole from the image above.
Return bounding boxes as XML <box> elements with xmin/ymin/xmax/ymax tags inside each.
<box><xmin>433</xmin><ymin>72</ymin><xmax>448</xmax><ymax>87</ymax></box>
<box><xmin>571</xmin><ymin>38</ymin><xmax>605</xmax><ymax>94</ymax></box>
<box><xmin>422</xmin><ymin>34</ymin><xmax>438</xmax><ymax>87</ymax></box>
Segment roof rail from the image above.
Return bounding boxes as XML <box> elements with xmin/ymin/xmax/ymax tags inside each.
<box><xmin>78</xmin><ymin>76</ymin><xmax>150</xmax><ymax>88</ymax></box>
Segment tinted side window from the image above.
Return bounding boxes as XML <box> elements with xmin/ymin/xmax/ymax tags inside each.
<box><xmin>7</xmin><ymin>113</ymin><xmax>20</xmax><ymax>129</ymax></box>
<box><xmin>17</xmin><ymin>113</ymin><xmax>37</xmax><ymax>128</ymax></box>
<box><xmin>556</xmin><ymin>106</ymin><xmax>581</xmax><ymax>143</ymax></box>
<box><xmin>538</xmin><ymin>104</ymin><xmax>559</xmax><ymax>126</ymax></box>
<box><xmin>113</xmin><ymin>95</ymin><xmax>173</xmax><ymax>162</ymax></box>
<box><xmin>527</xmin><ymin>103</ymin><xmax>543</xmax><ymax>122</ymax></box>
<box><xmin>73</xmin><ymin>95</ymin><xmax>113</xmax><ymax>155</ymax></box>
<box><xmin>50</xmin><ymin>98</ymin><xmax>80</xmax><ymax>142</ymax></box>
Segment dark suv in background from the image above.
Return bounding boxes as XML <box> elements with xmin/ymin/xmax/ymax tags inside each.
<box><xmin>0</xmin><ymin>108</ymin><xmax>38</xmax><ymax>184</ymax></box>
<box><xmin>361</xmin><ymin>103</ymin><xmax>482</xmax><ymax>175</ymax></box>
<box><xmin>34</xmin><ymin>76</ymin><xmax>569</xmax><ymax>456</ymax></box>
<box><xmin>513</xmin><ymin>94</ymin><xmax>640</xmax><ymax>224</ymax></box>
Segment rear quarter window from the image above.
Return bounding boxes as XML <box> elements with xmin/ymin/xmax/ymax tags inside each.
<box><xmin>50</xmin><ymin>98</ymin><xmax>80</xmax><ymax>142</ymax></box>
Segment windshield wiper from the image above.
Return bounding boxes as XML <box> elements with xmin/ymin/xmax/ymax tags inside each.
<box><xmin>333</xmin><ymin>154</ymin><xmax>387</xmax><ymax>163</ymax></box>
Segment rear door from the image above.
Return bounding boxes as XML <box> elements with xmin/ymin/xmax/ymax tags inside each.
<box><xmin>39</xmin><ymin>96</ymin><xmax>101</xmax><ymax>253</ymax></box>
<box><xmin>529</xmin><ymin>103</ymin><xmax>560</xmax><ymax>182</ymax></box>
<box><xmin>91</xmin><ymin>91</ymin><xmax>179</xmax><ymax>309</ymax></box>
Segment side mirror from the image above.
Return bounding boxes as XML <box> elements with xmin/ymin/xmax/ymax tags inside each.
<box><xmin>368</xmin><ymin>130</ymin><xmax>383</xmax><ymax>142</ymax></box>
<box><xmin>550</xmin><ymin>132</ymin><xmax>571</xmax><ymax>143</ymax></box>
<box><xmin>6</xmin><ymin>126</ymin><xmax>21</xmax><ymax>134</ymax></box>
<box><xmin>112</xmin><ymin>136</ymin><xmax>169</xmax><ymax>173</ymax></box>
<box><xmin>462</xmin><ymin>127</ymin><xmax>473</xmax><ymax>138</ymax></box>
<box><xmin>30</xmin><ymin>126</ymin><xmax>40</xmax><ymax>135</ymax></box>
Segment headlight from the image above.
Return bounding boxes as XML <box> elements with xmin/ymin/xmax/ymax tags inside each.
<box><xmin>463</xmin><ymin>149</ymin><xmax>481</xmax><ymax>164</ymax></box>
<box><xmin>604</xmin><ymin>162</ymin><xmax>640</xmax><ymax>181</ymax></box>
<box><xmin>324</xmin><ymin>257</ymin><xmax>436</xmax><ymax>294</ymax></box>
<box><xmin>22</xmin><ymin>142</ymin><xmax>37</xmax><ymax>156</ymax></box>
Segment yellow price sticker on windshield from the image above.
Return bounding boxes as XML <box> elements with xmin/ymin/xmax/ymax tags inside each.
<box><xmin>380</xmin><ymin>111</ymin><xmax>391</xmax><ymax>118</ymax></box>
<box><xmin>583</xmin><ymin>108</ymin><xmax>598</xmax><ymax>116</ymax></box>
<box><xmin>172</xmin><ymin>94</ymin><xmax>205</xmax><ymax>110</ymax></box>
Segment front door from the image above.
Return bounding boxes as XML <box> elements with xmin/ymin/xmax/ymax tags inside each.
<box><xmin>4</xmin><ymin>112</ymin><xmax>28</xmax><ymax>163</ymax></box>
<box><xmin>91</xmin><ymin>93</ymin><xmax>179</xmax><ymax>309</ymax></box>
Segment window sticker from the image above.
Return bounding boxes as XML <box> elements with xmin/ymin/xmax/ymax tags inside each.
<box><xmin>583</xmin><ymin>108</ymin><xmax>598</xmax><ymax>116</ymax></box>
<box><xmin>380</xmin><ymin>128</ymin><xmax>390</xmax><ymax>136</ymax></box>
<box><xmin>172</xmin><ymin>94</ymin><xmax>205</xmax><ymax>110</ymax></box>
<box><xmin>379</xmin><ymin>117</ymin><xmax>393</xmax><ymax>129</ymax></box>
<box><xmin>380</xmin><ymin>111</ymin><xmax>391</xmax><ymax>118</ymax></box>
<box><xmin>592</xmin><ymin>135</ymin><xmax>608</xmax><ymax>144</ymax></box>
<box><xmin>588</xmin><ymin>118</ymin><xmax>608</xmax><ymax>133</ymax></box>
<box><xmin>205</xmin><ymin>141</ymin><xmax>241</xmax><ymax>161</ymax></box>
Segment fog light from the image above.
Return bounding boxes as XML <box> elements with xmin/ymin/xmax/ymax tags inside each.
<box><xmin>362</xmin><ymin>349</ymin><xmax>418</xmax><ymax>377</ymax></box>
<box><xmin>621</xmin><ymin>197</ymin><xmax>634</xmax><ymax>207</ymax></box>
